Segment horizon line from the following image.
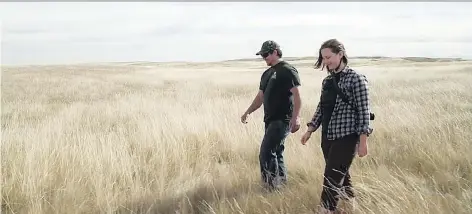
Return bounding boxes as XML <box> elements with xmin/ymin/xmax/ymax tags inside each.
<box><xmin>1</xmin><ymin>55</ymin><xmax>470</xmax><ymax>67</ymax></box>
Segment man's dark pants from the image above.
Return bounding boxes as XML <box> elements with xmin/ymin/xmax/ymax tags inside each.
<box><xmin>320</xmin><ymin>132</ymin><xmax>359</xmax><ymax>211</ymax></box>
<box><xmin>259</xmin><ymin>119</ymin><xmax>290</xmax><ymax>188</ymax></box>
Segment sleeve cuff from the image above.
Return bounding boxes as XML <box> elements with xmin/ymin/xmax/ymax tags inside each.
<box><xmin>358</xmin><ymin>127</ymin><xmax>373</xmax><ymax>136</ymax></box>
<box><xmin>307</xmin><ymin>121</ymin><xmax>317</xmax><ymax>127</ymax></box>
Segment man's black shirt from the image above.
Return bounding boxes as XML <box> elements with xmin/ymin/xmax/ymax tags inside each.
<box><xmin>259</xmin><ymin>61</ymin><xmax>301</xmax><ymax>123</ymax></box>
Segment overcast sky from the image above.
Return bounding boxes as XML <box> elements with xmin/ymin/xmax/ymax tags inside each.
<box><xmin>1</xmin><ymin>2</ymin><xmax>471</xmax><ymax>65</ymax></box>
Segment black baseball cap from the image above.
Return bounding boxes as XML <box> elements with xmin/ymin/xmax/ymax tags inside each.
<box><xmin>256</xmin><ymin>40</ymin><xmax>280</xmax><ymax>55</ymax></box>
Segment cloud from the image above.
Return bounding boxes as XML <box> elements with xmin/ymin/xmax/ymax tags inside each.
<box><xmin>1</xmin><ymin>2</ymin><xmax>472</xmax><ymax>65</ymax></box>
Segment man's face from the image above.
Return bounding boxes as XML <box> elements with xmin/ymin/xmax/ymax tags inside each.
<box><xmin>261</xmin><ymin>50</ymin><xmax>276</xmax><ymax>66</ymax></box>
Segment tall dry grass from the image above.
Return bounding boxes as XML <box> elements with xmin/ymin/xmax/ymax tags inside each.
<box><xmin>2</xmin><ymin>58</ymin><xmax>472</xmax><ymax>214</ymax></box>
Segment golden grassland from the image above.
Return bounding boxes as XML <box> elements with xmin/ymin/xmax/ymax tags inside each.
<box><xmin>1</xmin><ymin>57</ymin><xmax>472</xmax><ymax>214</ymax></box>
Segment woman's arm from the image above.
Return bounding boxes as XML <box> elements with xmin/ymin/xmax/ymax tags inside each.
<box><xmin>306</xmin><ymin>78</ymin><xmax>327</xmax><ymax>133</ymax></box>
<box><xmin>307</xmin><ymin>100</ymin><xmax>322</xmax><ymax>132</ymax></box>
<box><xmin>352</xmin><ymin>73</ymin><xmax>373</xmax><ymax>136</ymax></box>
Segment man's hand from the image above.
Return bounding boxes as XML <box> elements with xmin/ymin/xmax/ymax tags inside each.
<box><xmin>241</xmin><ymin>90</ymin><xmax>263</xmax><ymax>124</ymax></box>
<box><xmin>289</xmin><ymin>116</ymin><xmax>300</xmax><ymax>133</ymax></box>
<box><xmin>241</xmin><ymin>112</ymin><xmax>249</xmax><ymax>124</ymax></box>
<box><xmin>357</xmin><ymin>134</ymin><xmax>368</xmax><ymax>157</ymax></box>
<box><xmin>300</xmin><ymin>131</ymin><xmax>312</xmax><ymax>145</ymax></box>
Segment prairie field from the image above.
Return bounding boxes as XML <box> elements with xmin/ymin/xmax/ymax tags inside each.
<box><xmin>1</xmin><ymin>57</ymin><xmax>472</xmax><ymax>214</ymax></box>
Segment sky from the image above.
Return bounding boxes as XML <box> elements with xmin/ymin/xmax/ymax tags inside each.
<box><xmin>1</xmin><ymin>2</ymin><xmax>472</xmax><ymax>65</ymax></box>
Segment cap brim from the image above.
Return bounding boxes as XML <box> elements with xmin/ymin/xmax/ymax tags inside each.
<box><xmin>255</xmin><ymin>51</ymin><xmax>261</xmax><ymax>55</ymax></box>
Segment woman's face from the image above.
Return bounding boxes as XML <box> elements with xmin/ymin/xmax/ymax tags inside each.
<box><xmin>321</xmin><ymin>48</ymin><xmax>343</xmax><ymax>71</ymax></box>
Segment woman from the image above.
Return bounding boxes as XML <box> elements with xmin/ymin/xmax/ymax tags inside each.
<box><xmin>300</xmin><ymin>39</ymin><xmax>373</xmax><ymax>214</ymax></box>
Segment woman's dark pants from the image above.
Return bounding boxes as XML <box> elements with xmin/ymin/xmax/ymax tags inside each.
<box><xmin>320</xmin><ymin>133</ymin><xmax>359</xmax><ymax>211</ymax></box>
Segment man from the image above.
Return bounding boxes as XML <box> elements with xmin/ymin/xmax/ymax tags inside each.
<box><xmin>241</xmin><ymin>40</ymin><xmax>302</xmax><ymax>190</ymax></box>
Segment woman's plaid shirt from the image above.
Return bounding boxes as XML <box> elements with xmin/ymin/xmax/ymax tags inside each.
<box><xmin>307</xmin><ymin>66</ymin><xmax>373</xmax><ymax>140</ymax></box>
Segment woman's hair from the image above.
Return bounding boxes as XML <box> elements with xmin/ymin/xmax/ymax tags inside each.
<box><xmin>314</xmin><ymin>39</ymin><xmax>348</xmax><ymax>70</ymax></box>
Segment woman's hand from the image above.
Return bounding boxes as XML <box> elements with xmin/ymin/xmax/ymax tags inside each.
<box><xmin>301</xmin><ymin>131</ymin><xmax>312</xmax><ymax>145</ymax></box>
<box><xmin>357</xmin><ymin>134</ymin><xmax>368</xmax><ymax>157</ymax></box>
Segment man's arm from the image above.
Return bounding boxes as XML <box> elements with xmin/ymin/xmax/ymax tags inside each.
<box><xmin>290</xmin><ymin>86</ymin><xmax>301</xmax><ymax>119</ymax></box>
<box><xmin>245</xmin><ymin>90</ymin><xmax>263</xmax><ymax>115</ymax></box>
<box><xmin>245</xmin><ymin>70</ymin><xmax>268</xmax><ymax>115</ymax></box>
<box><xmin>284</xmin><ymin>68</ymin><xmax>302</xmax><ymax>119</ymax></box>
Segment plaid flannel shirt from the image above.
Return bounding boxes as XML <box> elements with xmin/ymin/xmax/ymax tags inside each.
<box><xmin>307</xmin><ymin>66</ymin><xmax>373</xmax><ymax>140</ymax></box>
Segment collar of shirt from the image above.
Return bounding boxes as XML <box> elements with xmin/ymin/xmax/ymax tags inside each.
<box><xmin>330</xmin><ymin>65</ymin><xmax>351</xmax><ymax>78</ymax></box>
<box><xmin>340</xmin><ymin>65</ymin><xmax>351</xmax><ymax>76</ymax></box>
